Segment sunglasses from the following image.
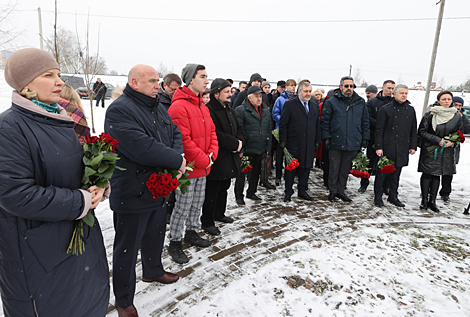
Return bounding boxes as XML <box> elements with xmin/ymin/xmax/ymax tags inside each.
<box><xmin>343</xmin><ymin>85</ymin><xmax>354</xmax><ymax>88</ymax></box>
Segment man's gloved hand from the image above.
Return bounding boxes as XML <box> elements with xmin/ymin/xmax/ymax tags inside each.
<box><xmin>280</xmin><ymin>142</ymin><xmax>286</xmax><ymax>149</ymax></box>
<box><xmin>315</xmin><ymin>143</ymin><xmax>320</xmax><ymax>151</ymax></box>
<box><xmin>361</xmin><ymin>139</ymin><xmax>369</xmax><ymax>148</ymax></box>
<box><xmin>323</xmin><ymin>139</ymin><xmax>330</xmax><ymax>150</ymax></box>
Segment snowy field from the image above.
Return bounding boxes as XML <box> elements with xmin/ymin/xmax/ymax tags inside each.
<box><xmin>1</xmin><ymin>71</ymin><xmax>470</xmax><ymax>316</ymax></box>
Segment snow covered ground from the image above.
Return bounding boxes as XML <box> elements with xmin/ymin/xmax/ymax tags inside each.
<box><xmin>1</xmin><ymin>71</ymin><xmax>470</xmax><ymax>316</ymax></box>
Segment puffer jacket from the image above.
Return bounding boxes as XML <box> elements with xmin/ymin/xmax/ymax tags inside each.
<box><xmin>418</xmin><ymin>106</ymin><xmax>463</xmax><ymax>175</ymax></box>
<box><xmin>168</xmin><ymin>86</ymin><xmax>219</xmax><ymax>178</ymax></box>
<box><xmin>272</xmin><ymin>91</ymin><xmax>290</xmax><ymax>129</ymax></box>
<box><xmin>0</xmin><ymin>93</ymin><xmax>109</xmax><ymax>316</ymax></box>
<box><xmin>321</xmin><ymin>89</ymin><xmax>370</xmax><ymax>151</ymax></box>
<box><xmin>235</xmin><ymin>97</ymin><xmax>272</xmax><ymax>155</ymax></box>
<box><xmin>105</xmin><ymin>84</ymin><xmax>184</xmax><ymax>214</ymax></box>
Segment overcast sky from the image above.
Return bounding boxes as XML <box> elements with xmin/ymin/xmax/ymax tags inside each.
<box><xmin>5</xmin><ymin>0</ymin><xmax>470</xmax><ymax>87</ymax></box>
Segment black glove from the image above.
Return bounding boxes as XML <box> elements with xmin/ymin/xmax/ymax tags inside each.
<box><xmin>323</xmin><ymin>139</ymin><xmax>330</xmax><ymax>150</ymax></box>
<box><xmin>361</xmin><ymin>139</ymin><xmax>369</xmax><ymax>148</ymax></box>
<box><xmin>280</xmin><ymin>142</ymin><xmax>286</xmax><ymax>149</ymax></box>
<box><xmin>315</xmin><ymin>143</ymin><xmax>320</xmax><ymax>151</ymax></box>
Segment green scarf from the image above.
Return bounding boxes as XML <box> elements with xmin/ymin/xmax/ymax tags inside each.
<box><xmin>31</xmin><ymin>99</ymin><xmax>60</xmax><ymax>114</ymax></box>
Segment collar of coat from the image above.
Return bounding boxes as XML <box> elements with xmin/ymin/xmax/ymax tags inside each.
<box><xmin>11</xmin><ymin>92</ymin><xmax>74</xmax><ymax>122</ymax></box>
<box><xmin>171</xmin><ymin>86</ymin><xmax>202</xmax><ymax>108</ymax></box>
<box><xmin>334</xmin><ymin>89</ymin><xmax>362</xmax><ymax>103</ymax></box>
<box><xmin>392</xmin><ymin>98</ymin><xmax>411</xmax><ymax>107</ymax></box>
<box><xmin>124</xmin><ymin>83</ymin><xmax>159</xmax><ymax>109</ymax></box>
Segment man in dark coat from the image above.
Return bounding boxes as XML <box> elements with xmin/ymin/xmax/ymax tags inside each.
<box><xmin>93</xmin><ymin>77</ymin><xmax>107</xmax><ymax>108</ymax></box>
<box><xmin>321</xmin><ymin>76</ymin><xmax>370</xmax><ymax>202</ymax></box>
<box><xmin>229</xmin><ymin>80</ymin><xmax>247</xmax><ymax>108</ymax></box>
<box><xmin>374</xmin><ymin>84</ymin><xmax>417</xmax><ymax>207</ymax></box>
<box><xmin>105</xmin><ymin>64</ymin><xmax>185</xmax><ymax>316</ymax></box>
<box><xmin>202</xmin><ymin>79</ymin><xmax>245</xmax><ymax>235</ymax></box>
<box><xmin>234</xmin><ymin>85</ymin><xmax>273</xmax><ymax>205</ymax></box>
<box><xmin>272</xmin><ymin>80</ymin><xmax>286</xmax><ymax>102</ymax></box>
<box><xmin>157</xmin><ymin>73</ymin><xmax>182</xmax><ymax>111</ymax></box>
<box><xmin>279</xmin><ymin>81</ymin><xmax>321</xmax><ymax>202</ymax></box>
<box><xmin>233</xmin><ymin>73</ymin><xmax>269</xmax><ymax>109</ymax></box>
<box><xmin>359</xmin><ymin>80</ymin><xmax>396</xmax><ymax>194</ymax></box>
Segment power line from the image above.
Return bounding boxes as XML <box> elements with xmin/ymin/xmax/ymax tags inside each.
<box><xmin>15</xmin><ymin>10</ymin><xmax>470</xmax><ymax>23</ymax></box>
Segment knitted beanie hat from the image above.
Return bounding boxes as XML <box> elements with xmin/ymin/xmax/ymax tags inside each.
<box><xmin>5</xmin><ymin>48</ymin><xmax>59</xmax><ymax>92</ymax></box>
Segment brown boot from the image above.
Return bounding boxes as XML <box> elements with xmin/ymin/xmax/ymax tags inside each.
<box><xmin>116</xmin><ymin>304</ymin><xmax>138</xmax><ymax>317</ymax></box>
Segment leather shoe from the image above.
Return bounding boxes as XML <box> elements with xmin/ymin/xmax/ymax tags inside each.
<box><xmin>374</xmin><ymin>199</ymin><xmax>384</xmax><ymax>207</ymax></box>
<box><xmin>336</xmin><ymin>193</ymin><xmax>352</xmax><ymax>202</ymax></box>
<box><xmin>328</xmin><ymin>193</ymin><xmax>336</xmax><ymax>202</ymax></box>
<box><xmin>202</xmin><ymin>225</ymin><xmax>221</xmax><ymax>236</ymax></box>
<box><xmin>116</xmin><ymin>304</ymin><xmax>138</xmax><ymax>317</ymax></box>
<box><xmin>387</xmin><ymin>197</ymin><xmax>405</xmax><ymax>207</ymax></box>
<box><xmin>246</xmin><ymin>194</ymin><xmax>262</xmax><ymax>202</ymax></box>
<box><xmin>358</xmin><ymin>185</ymin><xmax>367</xmax><ymax>193</ymax></box>
<box><xmin>261</xmin><ymin>181</ymin><xmax>276</xmax><ymax>189</ymax></box>
<box><xmin>284</xmin><ymin>194</ymin><xmax>291</xmax><ymax>202</ymax></box>
<box><xmin>215</xmin><ymin>216</ymin><xmax>234</xmax><ymax>223</ymax></box>
<box><xmin>298</xmin><ymin>193</ymin><xmax>314</xmax><ymax>201</ymax></box>
<box><xmin>142</xmin><ymin>272</ymin><xmax>179</xmax><ymax>284</ymax></box>
<box><xmin>275</xmin><ymin>179</ymin><xmax>281</xmax><ymax>186</ymax></box>
<box><xmin>441</xmin><ymin>195</ymin><xmax>450</xmax><ymax>202</ymax></box>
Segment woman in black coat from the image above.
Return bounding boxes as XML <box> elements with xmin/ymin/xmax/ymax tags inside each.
<box><xmin>0</xmin><ymin>48</ymin><xmax>109</xmax><ymax>316</ymax></box>
<box><xmin>418</xmin><ymin>90</ymin><xmax>463</xmax><ymax>213</ymax></box>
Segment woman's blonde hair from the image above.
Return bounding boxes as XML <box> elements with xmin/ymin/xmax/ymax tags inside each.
<box><xmin>112</xmin><ymin>85</ymin><xmax>124</xmax><ymax>100</ymax></box>
<box><xmin>313</xmin><ymin>89</ymin><xmax>323</xmax><ymax>98</ymax></box>
<box><xmin>19</xmin><ymin>88</ymin><xmax>38</xmax><ymax>100</ymax></box>
<box><xmin>60</xmin><ymin>84</ymin><xmax>85</xmax><ymax>113</ymax></box>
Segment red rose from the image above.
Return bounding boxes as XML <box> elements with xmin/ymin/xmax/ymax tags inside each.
<box><xmin>458</xmin><ymin>130</ymin><xmax>465</xmax><ymax>143</ymax></box>
<box><xmin>161</xmin><ymin>174</ymin><xmax>171</xmax><ymax>184</ymax></box>
<box><xmin>161</xmin><ymin>189</ymin><xmax>169</xmax><ymax>197</ymax></box>
<box><xmin>170</xmin><ymin>178</ymin><xmax>179</xmax><ymax>190</ymax></box>
<box><xmin>148</xmin><ymin>172</ymin><xmax>158</xmax><ymax>183</ymax></box>
<box><xmin>85</xmin><ymin>136</ymin><xmax>99</xmax><ymax>143</ymax></box>
<box><xmin>380</xmin><ymin>164</ymin><xmax>396</xmax><ymax>174</ymax></box>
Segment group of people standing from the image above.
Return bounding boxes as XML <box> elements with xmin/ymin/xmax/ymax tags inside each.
<box><xmin>0</xmin><ymin>47</ymin><xmax>469</xmax><ymax>317</ymax></box>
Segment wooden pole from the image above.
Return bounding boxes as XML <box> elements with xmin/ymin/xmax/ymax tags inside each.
<box><xmin>38</xmin><ymin>7</ymin><xmax>43</xmax><ymax>50</ymax></box>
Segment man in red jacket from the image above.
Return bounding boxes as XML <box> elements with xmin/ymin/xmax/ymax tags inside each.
<box><xmin>167</xmin><ymin>64</ymin><xmax>219</xmax><ymax>264</ymax></box>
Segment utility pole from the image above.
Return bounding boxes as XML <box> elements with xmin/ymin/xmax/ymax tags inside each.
<box><xmin>38</xmin><ymin>7</ymin><xmax>43</xmax><ymax>50</ymax></box>
<box><xmin>349</xmin><ymin>65</ymin><xmax>352</xmax><ymax>77</ymax></box>
<box><xmin>422</xmin><ymin>0</ymin><xmax>445</xmax><ymax>117</ymax></box>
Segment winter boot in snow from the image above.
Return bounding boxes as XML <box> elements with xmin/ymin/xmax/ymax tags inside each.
<box><xmin>184</xmin><ymin>230</ymin><xmax>212</xmax><ymax>248</ymax></box>
<box><xmin>419</xmin><ymin>177</ymin><xmax>430</xmax><ymax>210</ymax></box>
<box><xmin>427</xmin><ymin>178</ymin><xmax>440</xmax><ymax>213</ymax></box>
<box><xmin>168</xmin><ymin>240</ymin><xmax>189</xmax><ymax>264</ymax></box>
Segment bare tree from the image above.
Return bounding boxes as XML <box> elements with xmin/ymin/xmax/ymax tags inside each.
<box><xmin>156</xmin><ymin>62</ymin><xmax>173</xmax><ymax>78</ymax></box>
<box><xmin>44</xmin><ymin>27</ymin><xmax>84</xmax><ymax>74</ymax></box>
<box><xmin>0</xmin><ymin>0</ymin><xmax>24</xmax><ymax>48</ymax></box>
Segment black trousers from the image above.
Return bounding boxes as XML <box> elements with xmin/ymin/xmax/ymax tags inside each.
<box><xmin>321</xmin><ymin>145</ymin><xmax>330</xmax><ymax>186</ymax></box>
<box><xmin>285</xmin><ymin>167</ymin><xmax>310</xmax><ymax>196</ymax></box>
<box><xmin>275</xmin><ymin>144</ymin><xmax>285</xmax><ymax>180</ymax></box>
<box><xmin>235</xmin><ymin>153</ymin><xmax>262</xmax><ymax>198</ymax></box>
<box><xmin>328</xmin><ymin>150</ymin><xmax>357</xmax><ymax>195</ymax></box>
<box><xmin>201</xmin><ymin>178</ymin><xmax>231</xmax><ymax>227</ymax></box>
<box><xmin>113</xmin><ymin>206</ymin><xmax>167</xmax><ymax>308</ymax></box>
<box><xmin>439</xmin><ymin>175</ymin><xmax>453</xmax><ymax>196</ymax></box>
<box><xmin>96</xmin><ymin>93</ymin><xmax>106</xmax><ymax>108</ymax></box>
<box><xmin>374</xmin><ymin>166</ymin><xmax>402</xmax><ymax>200</ymax></box>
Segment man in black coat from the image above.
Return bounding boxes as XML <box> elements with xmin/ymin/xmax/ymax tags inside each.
<box><xmin>374</xmin><ymin>84</ymin><xmax>417</xmax><ymax>207</ymax></box>
<box><xmin>359</xmin><ymin>80</ymin><xmax>396</xmax><ymax>194</ymax></box>
<box><xmin>93</xmin><ymin>78</ymin><xmax>107</xmax><ymax>108</ymax></box>
<box><xmin>229</xmin><ymin>80</ymin><xmax>247</xmax><ymax>108</ymax></box>
<box><xmin>105</xmin><ymin>64</ymin><xmax>185</xmax><ymax>316</ymax></box>
<box><xmin>157</xmin><ymin>73</ymin><xmax>182</xmax><ymax>111</ymax></box>
<box><xmin>201</xmin><ymin>79</ymin><xmax>245</xmax><ymax>235</ymax></box>
<box><xmin>279</xmin><ymin>81</ymin><xmax>321</xmax><ymax>202</ymax></box>
<box><xmin>233</xmin><ymin>73</ymin><xmax>269</xmax><ymax>109</ymax></box>
<box><xmin>272</xmin><ymin>80</ymin><xmax>286</xmax><ymax>102</ymax></box>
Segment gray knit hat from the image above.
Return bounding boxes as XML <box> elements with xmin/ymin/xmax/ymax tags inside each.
<box><xmin>261</xmin><ymin>81</ymin><xmax>270</xmax><ymax>89</ymax></box>
<box><xmin>366</xmin><ymin>85</ymin><xmax>378</xmax><ymax>93</ymax></box>
<box><xmin>4</xmin><ymin>48</ymin><xmax>59</xmax><ymax>92</ymax></box>
<box><xmin>181</xmin><ymin>63</ymin><xmax>200</xmax><ymax>85</ymax></box>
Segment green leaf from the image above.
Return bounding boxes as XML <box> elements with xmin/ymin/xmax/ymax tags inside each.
<box><xmin>115</xmin><ymin>166</ymin><xmax>126</xmax><ymax>171</ymax></box>
<box><xmin>91</xmin><ymin>143</ymin><xmax>99</xmax><ymax>154</ymax></box>
<box><xmin>81</xmin><ymin>175</ymin><xmax>89</xmax><ymax>184</ymax></box>
<box><xmin>102</xmin><ymin>156</ymin><xmax>119</xmax><ymax>161</ymax></box>
<box><xmin>84</xmin><ymin>166</ymin><xmax>97</xmax><ymax>178</ymax></box>
<box><xmin>90</xmin><ymin>154</ymin><xmax>103</xmax><ymax>169</ymax></box>
<box><xmin>98</xmin><ymin>162</ymin><xmax>110</xmax><ymax>173</ymax></box>
<box><xmin>81</xmin><ymin>212</ymin><xmax>95</xmax><ymax>227</ymax></box>
<box><xmin>96</xmin><ymin>178</ymin><xmax>108</xmax><ymax>188</ymax></box>
<box><xmin>95</xmin><ymin>166</ymin><xmax>114</xmax><ymax>179</ymax></box>
<box><xmin>83</xmin><ymin>156</ymin><xmax>92</xmax><ymax>166</ymax></box>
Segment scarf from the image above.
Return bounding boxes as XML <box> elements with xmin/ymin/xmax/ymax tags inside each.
<box><xmin>58</xmin><ymin>98</ymin><xmax>91</xmax><ymax>145</ymax></box>
<box><xmin>430</xmin><ymin>105</ymin><xmax>457</xmax><ymax>131</ymax></box>
<box><xmin>31</xmin><ymin>99</ymin><xmax>59</xmax><ymax>113</ymax></box>
<box><xmin>286</xmin><ymin>91</ymin><xmax>296</xmax><ymax>101</ymax></box>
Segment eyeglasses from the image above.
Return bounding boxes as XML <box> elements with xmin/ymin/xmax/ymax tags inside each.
<box><xmin>167</xmin><ymin>86</ymin><xmax>178</xmax><ymax>92</ymax></box>
<box><xmin>314</xmin><ymin>94</ymin><xmax>321</xmax><ymax>96</ymax></box>
<box><xmin>343</xmin><ymin>85</ymin><xmax>354</xmax><ymax>88</ymax></box>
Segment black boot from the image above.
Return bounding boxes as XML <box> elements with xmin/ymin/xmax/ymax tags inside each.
<box><xmin>428</xmin><ymin>178</ymin><xmax>440</xmax><ymax>213</ymax></box>
<box><xmin>419</xmin><ymin>177</ymin><xmax>430</xmax><ymax>210</ymax></box>
<box><xmin>183</xmin><ymin>230</ymin><xmax>211</xmax><ymax>247</ymax></box>
<box><xmin>168</xmin><ymin>240</ymin><xmax>189</xmax><ymax>264</ymax></box>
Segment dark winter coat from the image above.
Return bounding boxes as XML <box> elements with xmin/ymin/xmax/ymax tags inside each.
<box><xmin>235</xmin><ymin>97</ymin><xmax>272</xmax><ymax>155</ymax></box>
<box><xmin>206</xmin><ymin>98</ymin><xmax>245</xmax><ymax>180</ymax></box>
<box><xmin>279</xmin><ymin>97</ymin><xmax>322</xmax><ymax>168</ymax></box>
<box><xmin>105</xmin><ymin>84</ymin><xmax>184</xmax><ymax>214</ymax></box>
<box><xmin>0</xmin><ymin>93</ymin><xmax>109</xmax><ymax>316</ymax></box>
<box><xmin>320</xmin><ymin>90</ymin><xmax>370</xmax><ymax>151</ymax></box>
<box><xmin>418</xmin><ymin>107</ymin><xmax>463</xmax><ymax>175</ymax></box>
<box><xmin>375</xmin><ymin>99</ymin><xmax>418</xmax><ymax>168</ymax></box>
<box><xmin>168</xmin><ymin>86</ymin><xmax>219</xmax><ymax>178</ymax></box>
<box><xmin>93</xmin><ymin>81</ymin><xmax>107</xmax><ymax>96</ymax></box>
<box><xmin>157</xmin><ymin>88</ymin><xmax>172</xmax><ymax>111</ymax></box>
<box><xmin>233</xmin><ymin>83</ymin><xmax>269</xmax><ymax>109</ymax></box>
<box><xmin>229</xmin><ymin>89</ymin><xmax>240</xmax><ymax>108</ymax></box>
<box><xmin>367</xmin><ymin>91</ymin><xmax>394</xmax><ymax>144</ymax></box>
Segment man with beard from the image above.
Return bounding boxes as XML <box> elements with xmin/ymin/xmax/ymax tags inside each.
<box><xmin>374</xmin><ymin>84</ymin><xmax>417</xmax><ymax>207</ymax></box>
<box><xmin>157</xmin><ymin>73</ymin><xmax>182</xmax><ymax>111</ymax></box>
<box><xmin>279</xmin><ymin>81</ymin><xmax>321</xmax><ymax>202</ymax></box>
<box><xmin>365</xmin><ymin>85</ymin><xmax>378</xmax><ymax>101</ymax></box>
<box><xmin>202</xmin><ymin>79</ymin><xmax>245</xmax><ymax>235</ymax></box>
<box><xmin>358</xmin><ymin>80</ymin><xmax>396</xmax><ymax>194</ymax></box>
<box><xmin>321</xmin><ymin>76</ymin><xmax>370</xmax><ymax>203</ymax></box>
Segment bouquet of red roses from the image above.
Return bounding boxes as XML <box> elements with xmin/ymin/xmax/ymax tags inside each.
<box><xmin>241</xmin><ymin>156</ymin><xmax>253</xmax><ymax>173</ymax></box>
<box><xmin>377</xmin><ymin>155</ymin><xmax>396</xmax><ymax>174</ymax></box>
<box><xmin>349</xmin><ymin>152</ymin><xmax>370</xmax><ymax>179</ymax></box>
<box><xmin>146</xmin><ymin>161</ymin><xmax>194</xmax><ymax>199</ymax></box>
<box><xmin>272</xmin><ymin>129</ymin><xmax>300</xmax><ymax>172</ymax></box>
<box><xmin>67</xmin><ymin>133</ymin><xmax>124</xmax><ymax>255</ymax></box>
<box><xmin>427</xmin><ymin>130</ymin><xmax>465</xmax><ymax>152</ymax></box>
